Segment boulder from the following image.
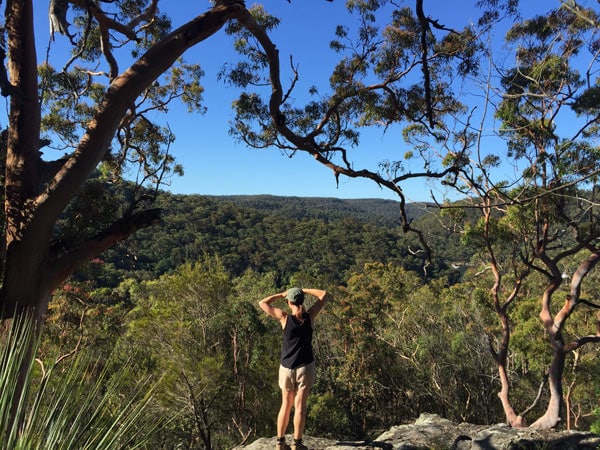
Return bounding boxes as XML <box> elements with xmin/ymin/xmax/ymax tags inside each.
<box><xmin>234</xmin><ymin>413</ymin><xmax>600</xmax><ymax>450</ymax></box>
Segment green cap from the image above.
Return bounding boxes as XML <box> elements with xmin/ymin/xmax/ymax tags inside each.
<box><xmin>285</xmin><ymin>287</ymin><xmax>305</xmax><ymax>305</ymax></box>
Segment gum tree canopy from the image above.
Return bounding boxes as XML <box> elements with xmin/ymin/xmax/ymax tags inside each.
<box><xmin>0</xmin><ymin>0</ymin><xmax>248</xmax><ymax>322</ymax></box>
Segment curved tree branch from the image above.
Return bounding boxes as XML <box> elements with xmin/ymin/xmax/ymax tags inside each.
<box><xmin>33</xmin><ymin>2</ymin><xmax>245</xmax><ymax>243</ymax></box>
<box><xmin>234</xmin><ymin>7</ymin><xmax>457</xmax><ymax>268</ymax></box>
<box><xmin>47</xmin><ymin>208</ymin><xmax>162</xmax><ymax>292</ymax></box>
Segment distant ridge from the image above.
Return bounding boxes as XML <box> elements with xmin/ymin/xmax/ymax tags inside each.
<box><xmin>204</xmin><ymin>194</ymin><xmax>434</xmax><ymax>228</ymax></box>
<box><xmin>95</xmin><ymin>190</ymin><xmax>466</xmax><ymax>287</ymax></box>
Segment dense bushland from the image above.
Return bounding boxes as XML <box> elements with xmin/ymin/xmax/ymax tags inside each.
<box><xmin>35</xmin><ymin>193</ymin><xmax>600</xmax><ymax>449</ymax></box>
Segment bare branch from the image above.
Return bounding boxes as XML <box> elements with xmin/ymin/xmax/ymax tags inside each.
<box><xmin>519</xmin><ymin>371</ymin><xmax>548</xmax><ymax>418</ymax></box>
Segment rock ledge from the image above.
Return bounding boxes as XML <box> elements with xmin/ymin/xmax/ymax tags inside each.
<box><xmin>234</xmin><ymin>413</ymin><xmax>600</xmax><ymax>450</ymax></box>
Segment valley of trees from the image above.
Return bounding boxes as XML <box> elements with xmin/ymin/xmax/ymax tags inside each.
<box><xmin>38</xmin><ymin>192</ymin><xmax>600</xmax><ymax>448</ymax></box>
<box><xmin>1</xmin><ymin>0</ymin><xmax>600</xmax><ymax>448</ymax></box>
<box><xmin>95</xmin><ymin>193</ymin><xmax>465</xmax><ymax>285</ymax></box>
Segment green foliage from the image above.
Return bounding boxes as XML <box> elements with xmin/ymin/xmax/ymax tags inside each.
<box><xmin>1</xmin><ymin>315</ymin><xmax>161</xmax><ymax>450</ymax></box>
<box><xmin>591</xmin><ymin>408</ymin><xmax>600</xmax><ymax>434</ymax></box>
<box><xmin>42</xmin><ymin>208</ymin><xmax>600</xmax><ymax>445</ymax></box>
<box><xmin>94</xmin><ymin>192</ymin><xmax>467</xmax><ymax>286</ymax></box>
<box><xmin>46</xmin><ymin>181</ymin><xmax>600</xmax><ymax>442</ymax></box>
<box><xmin>307</xmin><ymin>392</ymin><xmax>351</xmax><ymax>438</ymax></box>
<box><xmin>114</xmin><ymin>258</ymin><xmax>280</xmax><ymax>448</ymax></box>
<box><xmin>0</xmin><ymin>317</ymin><xmax>38</xmax><ymax>448</ymax></box>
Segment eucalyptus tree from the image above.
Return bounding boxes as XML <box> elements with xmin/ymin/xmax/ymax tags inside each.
<box><xmin>493</xmin><ymin>3</ymin><xmax>600</xmax><ymax>429</ymax></box>
<box><xmin>225</xmin><ymin>0</ymin><xmax>496</xmax><ymax>272</ymax></box>
<box><xmin>2</xmin><ymin>0</ymin><xmax>204</xmax><ymax>321</ymax></box>
<box><xmin>433</xmin><ymin>1</ymin><xmax>600</xmax><ymax>430</ymax></box>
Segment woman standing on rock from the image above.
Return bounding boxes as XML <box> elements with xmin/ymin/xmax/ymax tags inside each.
<box><xmin>259</xmin><ymin>287</ymin><xmax>329</xmax><ymax>450</ymax></box>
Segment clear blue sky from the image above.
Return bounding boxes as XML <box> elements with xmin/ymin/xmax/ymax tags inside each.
<box><xmin>160</xmin><ymin>1</ymin><xmax>424</xmax><ymax>201</ymax></box>
<box><xmin>26</xmin><ymin>1</ymin><xmax>559</xmax><ymax>202</ymax></box>
<box><xmin>153</xmin><ymin>1</ymin><xmax>487</xmax><ymax>202</ymax></box>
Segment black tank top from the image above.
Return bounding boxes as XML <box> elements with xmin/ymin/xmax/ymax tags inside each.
<box><xmin>280</xmin><ymin>312</ymin><xmax>314</xmax><ymax>369</ymax></box>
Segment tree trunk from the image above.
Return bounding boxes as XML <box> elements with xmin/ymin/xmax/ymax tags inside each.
<box><xmin>529</xmin><ymin>348</ymin><xmax>565</xmax><ymax>429</ymax></box>
<box><xmin>497</xmin><ymin>362</ymin><xmax>525</xmax><ymax>428</ymax></box>
<box><xmin>485</xmin><ymin>214</ymin><xmax>527</xmax><ymax>429</ymax></box>
<box><xmin>493</xmin><ymin>312</ymin><xmax>525</xmax><ymax>428</ymax></box>
<box><xmin>531</xmin><ymin>253</ymin><xmax>600</xmax><ymax>429</ymax></box>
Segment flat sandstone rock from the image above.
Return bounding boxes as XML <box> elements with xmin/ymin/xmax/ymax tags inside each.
<box><xmin>234</xmin><ymin>413</ymin><xmax>600</xmax><ymax>450</ymax></box>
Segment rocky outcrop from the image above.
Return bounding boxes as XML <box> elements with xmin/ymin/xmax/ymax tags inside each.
<box><xmin>234</xmin><ymin>413</ymin><xmax>600</xmax><ymax>450</ymax></box>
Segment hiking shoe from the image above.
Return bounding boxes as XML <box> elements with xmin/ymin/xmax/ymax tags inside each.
<box><xmin>276</xmin><ymin>441</ymin><xmax>291</xmax><ymax>450</ymax></box>
<box><xmin>292</xmin><ymin>441</ymin><xmax>308</xmax><ymax>450</ymax></box>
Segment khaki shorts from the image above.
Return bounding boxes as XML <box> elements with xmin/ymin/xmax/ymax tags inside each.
<box><xmin>279</xmin><ymin>361</ymin><xmax>316</xmax><ymax>391</ymax></box>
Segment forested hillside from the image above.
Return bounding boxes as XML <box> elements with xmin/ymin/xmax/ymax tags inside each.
<box><xmin>90</xmin><ymin>191</ymin><xmax>470</xmax><ymax>287</ymax></box>
<box><xmin>205</xmin><ymin>194</ymin><xmax>415</xmax><ymax>226</ymax></box>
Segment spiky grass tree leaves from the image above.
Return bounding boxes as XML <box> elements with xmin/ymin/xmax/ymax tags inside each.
<box><xmin>0</xmin><ymin>316</ymin><xmax>39</xmax><ymax>449</ymax></box>
<box><xmin>0</xmin><ymin>315</ymin><xmax>163</xmax><ymax>450</ymax></box>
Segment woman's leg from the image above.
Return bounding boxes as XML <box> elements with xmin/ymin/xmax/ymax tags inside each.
<box><xmin>277</xmin><ymin>389</ymin><xmax>295</xmax><ymax>438</ymax></box>
<box><xmin>293</xmin><ymin>387</ymin><xmax>310</xmax><ymax>441</ymax></box>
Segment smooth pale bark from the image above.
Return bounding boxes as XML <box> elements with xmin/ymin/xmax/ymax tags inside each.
<box><xmin>530</xmin><ymin>350</ymin><xmax>565</xmax><ymax>430</ymax></box>
<box><xmin>531</xmin><ymin>252</ymin><xmax>600</xmax><ymax>429</ymax></box>
<box><xmin>481</xmin><ymin>205</ymin><xmax>527</xmax><ymax>429</ymax></box>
